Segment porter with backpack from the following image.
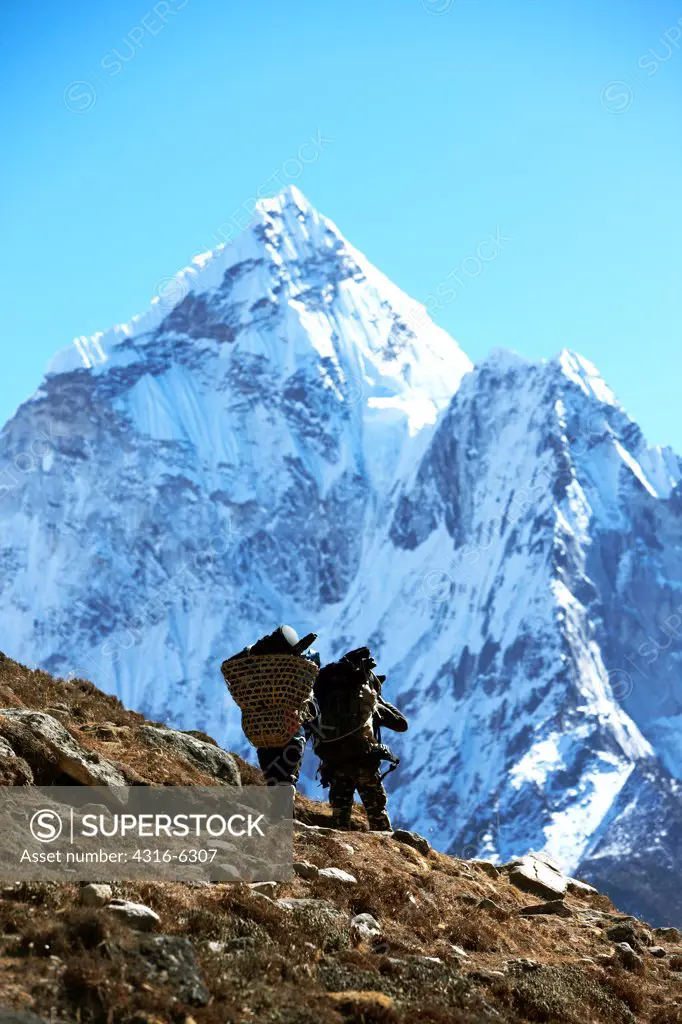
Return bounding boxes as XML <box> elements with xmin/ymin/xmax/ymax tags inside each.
<box><xmin>312</xmin><ymin>647</ymin><xmax>408</xmax><ymax>831</ymax></box>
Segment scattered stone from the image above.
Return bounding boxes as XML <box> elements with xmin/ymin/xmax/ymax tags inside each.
<box><xmin>506</xmin><ymin>957</ymin><xmax>541</xmax><ymax>972</ymax></box>
<box><xmin>478</xmin><ymin>898</ymin><xmax>504</xmax><ymax>915</ymax></box>
<box><xmin>606</xmin><ymin>921</ymin><xmax>640</xmax><ymax>948</ymax></box>
<box><xmin>247</xmin><ymin>890</ymin><xmax>275</xmax><ymax>905</ymax></box>
<box><xmin>391</xmin><ymin>829</ymin><xmax>431</xmax><ymax>856</ymax></box>
<box><xmin>207</xmin><ymin>936</ymin><xmax>257</xmax><ymax>954</ymax></box>
<box><xmin>474</xmin><ymin>860</ymin><xmax>500</xmax><ymax>879</ymax></box>
<box><xmin>655</xmin><ymin>927</ymin><xmax>681</xmax><ymax>943</ymax></box>
<box><xmin>79</xmin><ymin>883</ymin><xmax>113</xmax><ymax>908</ymax></box>
<box><xmin>614</xmin><ymin>942</ymin><xmax>643</xmax><ymax>972</ymax></box>
<box><xmin>293</xmin><ymin>861</ymin><xmax>320</xmax><ymax>880</ymax></box>
<box><xmin>338</xmin><ymin>842</ymin><xmax>355</xmax><ymax>855</ymax></box>
<box><xmin>351</xmin><ymin>913</ymin><xmax>382</xmax><ymax>945</ymax></box>
<box><xmin>135</xmin><ymin>935</ymin><xmax>209</xmax><ymax>1005</ymax></box>
<box><xmin>519</xmin><ymin>900</ymin><xmax>573</xmax><ymax>918</ymax></box>
<box><xmin>508</xmin><ymin>855</ymin><xmax>567</xmax><ymax>902</ymax></box>
<box><xmin>139</xmin><ymin>725</ymin><xmax>240</xmax><ymax>786</ymax></box>
<box><xmin>468</xmin><ymin>970</ymin><xmax>506</xmax><ymax>983</ymax></box>
<box><xmin>650</xmin><ymin>946</ymin><xmax>668</xmax><ymax>959</ymax></box>
<box><xmin>317</xmin><ymin>867</ymin><xmax>357</xmax><ymax>884</ymax></box>
<box><xmin>450</xmin><ymin>944</ymin><xmax>471</xmax><ymax>960</ymax></box>
<box><xmin>0</xmin><ymin>709</ymin><xmax>128</xmax><ymax>789</ymax></box>
<box><xmin>640</xmin><ymin>928</ymin><xmax>654</xmax><ymax>947</ymax></box>
<box><xmin>567</xmin><ymin>877</ymin><xmax>599</xmax><ymax>896</ymax></box>
<box><xmin>105</xmin><ymin>899</ymin><xmax>160</xmax><ymax>932</ymax></box>
<box><xmin>249</xmin><ymin>881</ymin><xmax>278</xmax><ymax>898</ymax></box>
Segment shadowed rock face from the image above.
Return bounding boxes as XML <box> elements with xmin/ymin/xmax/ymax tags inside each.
<box><xmin>1</xmin><ymin>190</ymin><xmax>682</xmax><ymax>925</ymax></box>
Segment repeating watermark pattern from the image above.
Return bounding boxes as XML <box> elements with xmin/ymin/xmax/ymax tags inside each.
<box><xmin>421</xmin><ymin>0</ymin><xmax>456</xmax><ymax>14</ymax></box>
<box><xmin>153</xmin><ymin>274</ymin><xmax>192</xmax><ymax>312</ymax></box>
<box><xmin>63</xmin><ymin>0</ymin><xmax>191</xmax><ymax>114</ymax></box>
<box><xmin>192</xmin><ymin>130</ymin><xmax>335</xmax><ymax>258</ymax></box>
<box><xmin>617</xmin><ymin>604</ymin><xmax>682</xmax><ymax>685</ymax></box>
<box><xmin>0</xmin><ymin>417</ymin><xmax>71</xmax><ymax>501</ymax></box>
<box><xmin>406</xmin><ymin>229</ymin><xmax>512</xmax><ymax>328</ymax></box>
<box><xmin>600</xmin><ymin>15</ymin><xmax>682</xmax><ymax>113</ymax></box>
<box><xmin>2</xmin><ymin>786</ymin><xmax>293</xmax><ymax>881</ymax></box>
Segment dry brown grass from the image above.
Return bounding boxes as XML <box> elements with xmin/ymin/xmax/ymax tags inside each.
<box><xmin>0</xmin><ymin>653</ymin><xmax>681</xmax><ymax>1022</ymax></box>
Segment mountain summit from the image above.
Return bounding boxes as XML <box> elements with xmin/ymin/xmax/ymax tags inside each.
<box><xmin>1</xmin><ymin>189</ymin><xmax>681</xmax><ymax>924</ymax></box>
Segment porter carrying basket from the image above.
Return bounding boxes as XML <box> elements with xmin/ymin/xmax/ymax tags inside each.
<box><xmin>221</xmin><ymin>653</ymin><xmax>319</xmax><ymax>748</ymax></box>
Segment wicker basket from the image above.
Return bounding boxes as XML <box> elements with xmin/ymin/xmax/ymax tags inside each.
<box><xmin>221</xmin><ymin>653</ymin><xmax>319</xmax><ymax>748</ymax></box>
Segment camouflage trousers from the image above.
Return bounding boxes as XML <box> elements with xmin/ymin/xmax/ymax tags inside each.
<box><xmin>327</xmin><ymin>766</ymin><xmax>392</xmax><ymax>831</ymax></box>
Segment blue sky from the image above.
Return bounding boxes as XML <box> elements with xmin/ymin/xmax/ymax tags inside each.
<box><xmin>2</xmin><ymin>0</ymin><xmax>681</xmax><ymax>450</ymax></box>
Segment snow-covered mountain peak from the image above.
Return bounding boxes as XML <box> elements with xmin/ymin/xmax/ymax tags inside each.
<box><xmin>44</xmin><ymin>187</ymin><xmax>471</xmax><ymax>434</ymax></box>
<box><xmin>554</xmin><ymin>348</ymin><xmax>619</xmax><ymax>407</ymax></box>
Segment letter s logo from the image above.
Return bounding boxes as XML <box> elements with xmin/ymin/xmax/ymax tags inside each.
<box><xmin>30</xmin><ymin>809</ymin><xmax>63</xmax><ymax>843</ymax></box>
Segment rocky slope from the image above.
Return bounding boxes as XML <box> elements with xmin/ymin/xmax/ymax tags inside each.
<box><xmin>1</xmin><ymin>186</ymin><xmax>681</xmax><ymax>926</ymax></box>
<box><xmin>1</xmin><ymin>653</ymin><xmax>682</xmax><ymax>1024</ymax></box>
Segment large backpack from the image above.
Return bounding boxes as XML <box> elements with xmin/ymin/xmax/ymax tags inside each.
<box><xmin>312</xmin><ymin>650</ymin><xmax>379</xmax><ymax>765</ymax></box>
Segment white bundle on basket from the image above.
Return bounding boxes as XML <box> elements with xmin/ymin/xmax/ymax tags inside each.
<box><xmin>221</xmin><ymin>653</ymin><xmax>319</xmax><ymax>748</ymax></box>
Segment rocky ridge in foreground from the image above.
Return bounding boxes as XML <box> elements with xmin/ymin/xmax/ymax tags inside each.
<box><xmin>0</xmin><ymin>653</ymin><xmax>680</xmax><ymax>1024</ymax></box>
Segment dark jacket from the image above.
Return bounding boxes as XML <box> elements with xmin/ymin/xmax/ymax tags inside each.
<box><xmin>375</xmin><ymin>697</ymin><xmax>408</xmax><ymax>734</ymax></box>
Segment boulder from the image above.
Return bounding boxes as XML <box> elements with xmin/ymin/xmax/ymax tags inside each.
<box><xmin>614</xmin><ymin>942</ymin><xmax>643</xmax><ymax>972</ymax></box>
<box><xmin>508</xmin><ymin>855</ymin><xmax>568</xmax><ymax>901</ymax></box>
<box><xmin>519</xmin><ymin>900</ymin><xmax>572</xmax><ymax>918</ymax></box>
<box><xmin>650</xmin><ymin>946</ymin><xmax>668</xmax><ymax>958</ymax></box>
<box><xmin>606</xmin><ymin>921</ymin><xmax>640</xmax><ymax>949</ymax></box>
<box><xmin>105</xmin><ymin>899</ymin><xmax>160</xmax><ymax>932</ymax></box>
<box><xmin>0</xmin><ymin>709</ymin><xmax>128</xmax><ymax>789</ymax></box>
<box><xmin>79</xmin><ymin>883</ymin><xmax>113</xmax><ymax>908</ymax></box>
<box><xmin>567</xmin><ymin>877</ymin><xmax>599</xmax><ymax>896</ymax></box>
<box><xmin>293</xmin><ymin>861</ymin><xmax>320</xmax><ymax>880</ymax></box>
<box><xmin>248</xmin><ymin>881</ymin><xmax>278</xmax><ymax>898</ymax></box>
<box><xmin>351</xmin><ymin>913</ymin><xmax>382</xmax><ymax>945</ymax></box>
<box><xmin>138</xmin><ymin>725</ymin><xmax>240</xmax><ymax>786</ymax></box>
<box><xmin>317</xmin><ymin>867</ymin><xmax>357</xmax><ymax>884</ymax></box>
<box><xmin>655</xmin><ymin>927</ymin><xmax>682</xmax><ymax>943</ymax></box>
<box><xmin>135</xmin><ymin>935</ymin><xmax>209</xmax><ymax>1006</ymax></box>
<box><xmin>391</xmin><ymin>829</ymin><xmax>431</xmax><ymax>856</ymax></box>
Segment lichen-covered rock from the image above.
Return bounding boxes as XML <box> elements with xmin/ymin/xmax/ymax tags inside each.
<box><xmin>80</xmin><ymin>883</ymin><xmax>113</xmax><ymax>908</ymax></box>
<box><xmin>391</xmin><ymin>830</ymin><xmax>431</xmax><ymax>856</ymax></box>
<box><xmin>508</xmin><ymin>855</ymin><xmax>568</xmax><ymax>901</ymax></box>
<box><xmin>0</xmin><ymin>710</ymin><xmax>127</xmax><ymax>789</ymax></box>
<box><xmin>317</xmin><ymin>867</ymin><xmax>357</xmax><ymax>884</ymax></box>
<box><xmin>138</xmin><ymin>725</ymin><xmax>240</xmax><ymax>786</ymax></box>
<box><xmin>105</xmin><ymin>899</ymin><xmax>160</xmax><ymax>932</ymax></box>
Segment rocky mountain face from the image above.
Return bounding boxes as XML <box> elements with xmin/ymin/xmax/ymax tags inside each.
<box><xmin>1</xmin><ymin>653</ymin><xmax>682</xmax><ymax>1024</ymax></box>
<box><xmin>1</xmin><ymin>186</ymin><xmax>681</xmax><ymax>925</ymax></box>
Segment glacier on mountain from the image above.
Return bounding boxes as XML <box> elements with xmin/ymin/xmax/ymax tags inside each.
<box><xmin>1</xmin><ymin>185</ymin><xmax>681</xmax><ymax>923</ymax></box>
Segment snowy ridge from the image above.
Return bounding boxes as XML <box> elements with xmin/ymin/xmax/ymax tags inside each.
<box><xmin>2</xmin><ymin>187</ymin><xmax>682</xmax><ymax>923</ymax></box>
